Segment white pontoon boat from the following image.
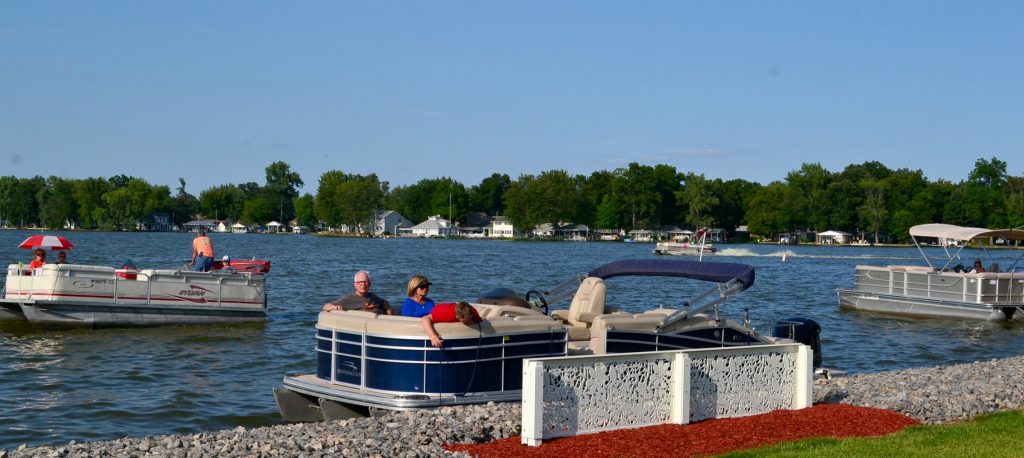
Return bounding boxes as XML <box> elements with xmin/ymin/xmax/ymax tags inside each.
<box><xmin>653</xmin><ymin>230</ymin><xmax>716</xmax><ymax>258</ymax></box>
<box><xmin>274</xmin><ymin>259</ymin><xmax>821</xmax><ymax>421</ymax></box>
<box><xmin>1</xmin><ymin>262</ymin><xmax>269</xmax><ymax>330</ymax></box>
<box><xmin>836</xmin><ymin>224</ymin><xmax>1024</xmax><ymax>321</ymax></box>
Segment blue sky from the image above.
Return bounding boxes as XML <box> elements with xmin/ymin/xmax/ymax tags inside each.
<box><xmin>2</xmin><ymin>2</ymin><xmax>1021</xmax><ymax>194</ymax></box>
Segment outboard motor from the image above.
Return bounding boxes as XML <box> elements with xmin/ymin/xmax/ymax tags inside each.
<box><xmin>773</xmin><ymin>317</ymin><xmax>822</xmax><ymax>367</ymax></box>
<box><xmin>475</xmin><ymin>288</ymin><xmax>531</xmax><ymax>308</ymax></box>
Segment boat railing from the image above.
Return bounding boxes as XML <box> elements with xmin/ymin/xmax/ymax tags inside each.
<box><xmin>315</xmin><ymin>312</ymin><xmax>567</xmax><ymax>395</ymax></box>
<box><xmin>4</xmin><ymin>264</ymin><xmax>264</xmax><ymax>309</ymax></box>
<box><xmin>853</xmin><ymin>265</ymin><xmax>1024</xmax><ymax>306</ymax></box>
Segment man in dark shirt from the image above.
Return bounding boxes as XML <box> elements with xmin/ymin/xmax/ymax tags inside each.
<box><xmin>323</xmin><ymin>270</ymin><xmax>393</xmax><ymax>315</ymax></box>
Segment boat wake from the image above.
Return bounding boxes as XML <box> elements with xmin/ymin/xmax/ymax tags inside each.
<box><xmin>714</xmin><ymin>248</ymin><xmax>917</xmax><ymax>260</ymax></box>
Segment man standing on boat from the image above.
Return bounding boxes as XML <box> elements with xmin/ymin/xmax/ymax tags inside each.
<box><xmin>323</xmin><ymin>270</ymin><xmax>393</xmax><ymax>315</ymax></box>
<box><xmin>190</xmin><ymin>229</ymin><xmax>215</xmax><ymax>272</ymax></box>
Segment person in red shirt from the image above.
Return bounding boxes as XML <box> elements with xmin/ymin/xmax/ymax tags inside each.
<box><xmin>420</xmin><ymin>301</ymin><xmax>482</xmax><ymax>348</ymax></box>
<box><xmin>28</xmin><ymin>249</ymin><xmax>46</xmax><ymax>269</ymax></box>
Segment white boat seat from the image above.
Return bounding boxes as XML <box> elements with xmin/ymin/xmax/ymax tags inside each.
<box><xmin>551</xmin><ymin>277</ymin><xmax>607</xmax><ymax>340</ymax></box>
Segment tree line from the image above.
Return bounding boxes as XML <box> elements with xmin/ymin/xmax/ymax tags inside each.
<box><xmin>1</xmin><ymin>158</ymin><xmax>1021</xmax><ymax>242</ymax></box>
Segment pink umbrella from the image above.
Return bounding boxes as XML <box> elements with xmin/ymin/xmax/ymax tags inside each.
<box><xmin>18</xmin><ymin>234</ymin><xmax>75</xmax><ymax>251</ymax></box>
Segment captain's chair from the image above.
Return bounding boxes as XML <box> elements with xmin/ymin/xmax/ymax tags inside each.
<box><xmin>551</xmin><ymin>277</ymin><xmax>607</xmax><ymax>341</ymax></box>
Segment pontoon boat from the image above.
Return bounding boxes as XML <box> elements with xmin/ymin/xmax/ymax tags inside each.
<box><xmin>274</xmin><ymin>259</ymin><xmax>821</xmax><ymax>421</ymax></box>
<box><xmin>654</xmin><ymin>230</ymin><xmax>716</xmax><ymax>258</ymax></box>
<box><xmin>836</xmin><ymin>224</ymin><xmax>1024</xmax><ymax>321</ymax></box>
<box><xmin>1</xmin><ymin>262</ymin><xmax>269</xmax><ymax>330</ymax></box>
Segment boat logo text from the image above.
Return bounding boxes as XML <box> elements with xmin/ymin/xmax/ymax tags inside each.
<box><xmin>171</xmin><ymin>285</ymin><xmax>217</xmax><ymax>303</ymax></box>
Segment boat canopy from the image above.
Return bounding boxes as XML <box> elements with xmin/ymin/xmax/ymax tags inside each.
<box><xmin>910</xmin><ymin>224</ymin><xmax>1024</xmax><ymax>242</ymax></box>
<box><xmin>586</xmin><ymin>259</ymin><xmax>755</xmax><ymax>290</ymax></box>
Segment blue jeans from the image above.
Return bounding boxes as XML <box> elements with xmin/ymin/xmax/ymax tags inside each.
<box><xmin>194</xmin><ymin>255</ymin><xmax>213</xmax><ymax>272</ymax></box>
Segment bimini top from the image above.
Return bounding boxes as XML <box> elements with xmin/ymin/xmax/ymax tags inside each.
<box><xmin>910</xmin><ymin>224</ymin><xmax>1024</xmax><ymax>242</ymax></box>
<box><xmin>586</xmin><ymin>259</ymin><xmax>755</xmax><ymax>290</ymax></box>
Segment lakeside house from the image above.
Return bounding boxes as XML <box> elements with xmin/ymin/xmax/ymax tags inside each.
<box><xmin>231</xmin><ymin>222</ymin><xmax>249</xmax><ymax>233</ymax></box>
<box><xmin>817</xmin><ymin>230</ymin><xmax>851</xmax><ymax>244</ymax></box>
<box><xmin>373</xmin><ymin>210</ymin><xmax>413</xmax><ymax>236</ymax></box>
<box><xmin>487</xmin><ymin>216</ymin><xmax>516</xmax><ymax>238</ymax></box>
<box><xmin>183</xmin><ymin>220</ymin><xmax>217</xmax><ymax>232</ymax></box>
<box><xmin>400</xmin><ymin>215</ymin><xmax>455</xmax><ymax>237</ymax></box>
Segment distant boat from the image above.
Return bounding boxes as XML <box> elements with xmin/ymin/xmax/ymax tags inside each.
<box><xmin>622</xmin><ymin>238</ymin><xmax>636</xmax><ymax>243</ymax></box>
<box><xmin>653</xmin><ymin>229</ymin><xmax>715</xmax><ymax>260</ymax></box>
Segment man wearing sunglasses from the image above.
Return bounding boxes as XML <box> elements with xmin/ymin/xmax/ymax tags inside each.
<box><xmin>323</xmin><ymin>270</ymin><xmax>393</xmax><ymax>315</ymax></box>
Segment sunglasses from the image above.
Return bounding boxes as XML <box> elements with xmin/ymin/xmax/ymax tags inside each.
<box><xmin>417</xmin><ymin>284</ymin><xmax>431</xmax><ymax>289</ymax></box>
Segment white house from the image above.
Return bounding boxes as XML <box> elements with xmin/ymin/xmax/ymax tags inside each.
<box><xmin>231</xmin><ymin>222</ymin><xmax>248</xmax><ymax>233</ymax></box>
<box><xmin>816</xmin><ymin>230</ymin><xmax>850</xmax><ymax>244</ymax></box>
<box><xmin>373</xmin><ymin>210</ymin><xmax>413</xmax><ymax>236</ymax></box>
<box><xmin>487</xmin><ymin>216</ymin><xmax>516</xmax><ymax>238</ymax></box>
<box><xmin>215</xmin><ymin>221</ymin><xmax>232</xmax><ymax>233</ymax></box>
<box><xmin>267</xmin><ymin>221</ymin><xmax>284</xmax><ymax>233</ymax></box>
<box><xmin>400</xmin><ymin>215</ymin><xmax>455</xmax><ymax>237</ymax></box>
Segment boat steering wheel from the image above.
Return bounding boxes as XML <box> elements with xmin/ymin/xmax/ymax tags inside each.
<box><xmin>525</xmin><ymin>290</ymin><xmax>549</xmax><ymax>315</ymax></box>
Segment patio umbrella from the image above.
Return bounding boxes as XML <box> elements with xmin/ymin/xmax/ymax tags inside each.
<box><xmin>18</xmin><ymin>234</ymin><xmax>75</xmax><ymax>251</ymax></box>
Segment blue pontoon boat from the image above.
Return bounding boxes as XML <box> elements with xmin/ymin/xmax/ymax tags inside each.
<box><xmin>274</xmin><ymin>259</ymin><xmax>821</xmax><ymax>421</ymax></box>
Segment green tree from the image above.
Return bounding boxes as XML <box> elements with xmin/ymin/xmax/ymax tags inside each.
<box><xmin>1006</xmin><ymin>175</ymin><xmax>1024</xmax><ymax>228</ymax></box>
<box><xmin>242</xmin><ymin>198</ymin><xmax>272</xmax><ymax>225</ymax></box>
<box><xmin>315</xmin><ymin>171</ymin><xmax>389</xmax><ymax>229</ymax></box>
<box><xmin>468</xmin><ymin>173</ymin><xmax>511</xmax><ymax>215</ymax></box>
<box><xmin>9</xmin><ymin>176</ymin><xmax>46</xmax><ymax>227</ymax></box>
<box><xmin>314</xmin><ymin>170</ymin><xmax>351</xmax><ymax>227</ymax></box>
<box><xmin>263</xmin><ymin>161</ymin><xmax>303</xmax><ymax>223</ymax></box>
<box><xmin>711</xmin><ymin>178</ymin><xmax>759</xmax><ymax>234</ymax></box>
<box><xmin>968</xmin><ymin>157</ymin><xmax>1008</xmax><ymax>189</ymax></box>
<box><xmin>72</xmin><ymin>177</ymin><xmax>112</xmax><ymax>229</ymax></box>
<box><xmin>746</xmin><ymin>182</ymin><xmax>789</xmax><ymax>237</ymax></box>
<box><xmin>38</xmin><ymin>176</ymin><xmax>77</xmax><ymax>229</ymax></box>
<box><xmin>858</xmin><ymin>179</ymin><xmax>888</xmax><ymax>243</ymax></box>
<box><xmin>614</xmin><ymin>163</ymin><xmax>662</xmax><ymax>229</ymax></box>
<box><xmin>782</xmin><ymin>163</ymin><xmax>831</xmax><ymax>231</ymax></box>
<box><xmin>293</xmin><ymin>194</ymin><xmax>316</xmax><ymax>228</ymax></box>
<box><xmin>335</xmin><ymin>174</ymin><xmax>386</xmax><ymax>230</ymax></box>
<box><xmin>504</xmin><ymin>170</ymin><xmax>578</xmax><ymax>231</ymax></box>
<box><xmin>579</xmin><ymin>170</ymin><xmax>617</xmax><ymax>228</ymax></box>
<box><xmin>200</xmin><ymin>185</ymin><xmax>246</xmax><ymax>221</ymax></box>
<box><xmin>171</xmin><ymin>178</ymin><xmax>200</xmax><ymax>224</ymax></box>
<box><xmin>676</xmin><ymin>173</ymin><xmax>718</xmax><ymax>229</ymax></box>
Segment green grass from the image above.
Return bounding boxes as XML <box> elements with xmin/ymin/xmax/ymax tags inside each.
<box><xmin>719</xmin><ymin>410</ymin><xmax>1024</xmax><ymax>458</ymax></box>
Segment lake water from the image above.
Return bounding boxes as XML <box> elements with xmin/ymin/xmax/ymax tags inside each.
<box><xmin>2</xmin><ymin>230</ymin><xmax>1024</xmax><ymax>448</ymax></box>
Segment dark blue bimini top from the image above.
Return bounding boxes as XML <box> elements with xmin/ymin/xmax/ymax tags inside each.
<box><xmin>586</xmin><ymin>259</ymin><xmax>756</xmax><ymax>290</ymax></box>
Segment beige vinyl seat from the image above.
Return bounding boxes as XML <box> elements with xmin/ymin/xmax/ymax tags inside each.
<box><xmin>551</xmin><ymin>277</ymin><xmax>607</xmax><ymax>341</ymax></box>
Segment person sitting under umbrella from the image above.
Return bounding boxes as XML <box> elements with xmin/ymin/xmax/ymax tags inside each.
<box><xmin>56</xmin><ymin>251</ymin><xmax>68</xmax><ymax>264</ymax></box>
<box><xmin>29</xmin><ymin>248</ymin><xmax>46</xmax><ymax>269</ymax></box>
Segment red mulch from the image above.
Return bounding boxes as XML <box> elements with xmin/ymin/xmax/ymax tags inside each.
<box><xmin>445</xmin><ymin>404</ymin><xmax>920</xmax><ymax>457</ymax></box>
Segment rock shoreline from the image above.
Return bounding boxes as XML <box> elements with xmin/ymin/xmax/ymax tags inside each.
<box><xmin>7</xmin><ymin>356</ymin><xmax>1024</xmax><ymax>457</ymax></box>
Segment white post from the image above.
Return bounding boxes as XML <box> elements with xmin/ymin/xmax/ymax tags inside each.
<box><xmin>670</xmin><ymin>352</ymin><xmax>690</xmax><ymax>424</ymax></box>
<box><xmin>521</xmin><ymin>359</ymin><xmax>545</xmax><ymax>446</ymax></box>
<box><xmin>794</xmin><ymin>344</ymin><xmax>813</xmax><ymax>409</ymax></box>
